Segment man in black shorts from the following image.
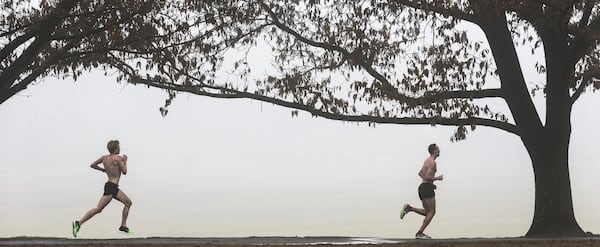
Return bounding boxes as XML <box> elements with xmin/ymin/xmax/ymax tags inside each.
<box><xmin>399</xmin><ymin>144</ymin><xmax>444</xmax><ymax>239</ymax></box>
<box><xmin>72</xmin><ymin>140</ymin><xmax>133</xmax><ymax>237</ymax></box>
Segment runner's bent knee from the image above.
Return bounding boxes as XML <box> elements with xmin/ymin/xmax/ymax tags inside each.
<box><xmin>428</xmin><ymin>208</ymin><xmax>436</xmax><ymax>216</ymax></box>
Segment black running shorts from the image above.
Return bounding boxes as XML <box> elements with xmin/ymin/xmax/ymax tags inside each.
<box><xmin>418</xmin><ymin>183</ymin><xmax>435</xmax><ymax>200</ymax></box>
<box><xmin>103</xmin><ymin>182</ymin><xmax>120</xmax><ymax>198</ymax></box>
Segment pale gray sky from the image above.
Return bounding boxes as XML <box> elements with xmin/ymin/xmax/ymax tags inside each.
<box><xmin>0</xmin><ymin>68</ymin><xmax>599</xmax><ymax>239</ymax></box>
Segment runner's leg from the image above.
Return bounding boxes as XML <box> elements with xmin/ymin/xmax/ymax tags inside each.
<box><xmin>417</xmin><ymin>198</ymin><xmax>436</xmax><ymax>234</ymax></box>
<box><xmin>115</xmin><ymin>190</ymin><xmax>132</xmax><ymax>227</ymax></box>
<box><xmin>79</xmin><ymin>195</ymin><xmax>113</xmax><ymax>225</ymax></box>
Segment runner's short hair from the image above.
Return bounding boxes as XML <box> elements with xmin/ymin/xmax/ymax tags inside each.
<box><xmin>428</xmin><ymin>143</ymin><xmax>437</xmax><ymax>154</ymax></box>
<box><xmin>107</xmin><ymin>140</ymin><xmax>120</xmax><ymax>154</ymax></box>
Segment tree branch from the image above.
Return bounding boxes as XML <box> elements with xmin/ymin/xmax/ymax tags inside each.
<box><xmin>578</xmin><ymin>0</ymin><xmax>595</xmax><ymax>29</ymax></box>
<box><xmin>0</xmin><ymin>29</ymin><xmax>37</xmax><ymax>62</ymax></box>
<box><xmin>129</xmin><ymin>77</ymin><xmax>519</xmax><ymax>136</ymax></box>
<box><xmin>300</xmin><ymin>56</ymin><xmax>348</xmax><ymax>76</ymax></box>
<box><xmin>432</xmin><ymin>88</ymin><xmax>503</xmax><ymax>100</ymax></box>
<box><xmin>571</xmin><ymin>67</ymin><xmax>600</xmax><ymax>103</ymax></box>
<box><xmin>50</xmin><ymin>11</ymin><xmax>137</xmax><ymax>41</ymax></box>
<box><xmin>0</xmin><ymin>60</ymin><xmax>49</xmax><ymax>104</ymax></box>
<box><xmin>391</xmin><ymin>0</ymin><xmax>478</xmax><ymax>23</ymax></box>
<box><xmin>588</xmin><ymin>15</ymin><xmax>600</xmax><ymax>42</ymax></box>
<box><xmin>0</xmin><ymin>34</ymin><xmax>52</xmax><ymax>93</ymax></box>
<box><xmin>510</xmin><ymin>0</ymin><xmax>546</xmax><ymax>26</ymax></box>
<box><xmin>0</xmin><ymin>0</ymin><xmax>79</xmax><ymax>92</ymax></box>
<box><xmin>0</xmin><ymin>22</ymin><xmax>33</xmax><ymax>38</ymax></box>
<box><xmin>0</xmin><ymin>41</ymin><xmax>78</xmax><ymax>104</ymax></box>
<box><xmin>259</xmin><ymin>1</ymin><xmax>418</xmax><ymax>105</ymax></box>
<box><xmin>0</xmin><ymin>1</ymin><xmax>78</xmax><ymax>61</ymax></box>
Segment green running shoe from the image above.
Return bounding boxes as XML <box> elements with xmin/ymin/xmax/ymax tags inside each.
<box><xmin>72</xmin><ymin>221</ymin><xmax>80</xmax><ymax>238</ymax></box>
<box><xmin>400</xmin><ymin>204</ymin><xmax>410</xmax><ymax>219</ymax></box>
<box><xmin>118</xmin><ymin>226</ymin><xmax>134</xmax><ymax>235</ymax></box>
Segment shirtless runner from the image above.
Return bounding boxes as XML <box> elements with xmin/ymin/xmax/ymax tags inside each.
<box><xmin>399</xmin><ymin>143</ymin><xmax>443</xmax><ymax>239</ymax></box>
<box><xmin>72</xmin><ymin>140</ymin><xmax>133</xmax><ymax>237</ymax></box>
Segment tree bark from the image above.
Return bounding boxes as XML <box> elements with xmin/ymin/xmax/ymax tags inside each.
<box><xmin>522</xmin><ymin>126</ymin><xmax>584</xmax><ymax>237</ymax></box>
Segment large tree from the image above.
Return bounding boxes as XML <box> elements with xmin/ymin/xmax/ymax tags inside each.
<box><xmin>1</xmin><ymin>0</ymin><xmax>599</xmax><ymax>237</ymax></box>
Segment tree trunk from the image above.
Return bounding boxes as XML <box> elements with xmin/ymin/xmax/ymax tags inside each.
<box><xmin>477</xmin><ymin>9</ymin><xmax>586</xmax><ymax>236</ymax></box>
<box><xmin>522</xmin><ymin>118</ymin><xmax>584</xmax><ymax>237</ymax></box>
<box><xmin>520</xmin><ymin>17</ymin><xmax>588</xmax><ymax>236</ymax></box>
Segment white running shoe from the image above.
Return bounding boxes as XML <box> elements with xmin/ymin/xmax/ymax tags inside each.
<box><xmin>415</xmin><ymin>233</ymin><xmax>432</xmax><ymax>239</ymax></box>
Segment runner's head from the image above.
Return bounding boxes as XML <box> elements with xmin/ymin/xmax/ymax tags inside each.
<box><xmin>428</xmin><ymin>143</ymin><xmax>440</xmax><ymax>157</ymax></box>
<box><xmin>107</xmin><ymin>140</ymin><xmax>120</xmax><ymax>154</ymax></box>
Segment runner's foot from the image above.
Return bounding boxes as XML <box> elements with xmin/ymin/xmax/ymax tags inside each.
<box><xmin>118</xmin><ymin>226</ymin><xmax>134</xmax><ymax>235</ymax></box>
<box><xmin>72</xmin><ymin>221</ymin><xmax>80</xmax><ymax>238</ymax></box>
<box><xmin>400</xmin><ymin>204</ymin><xmax>410</xmax><ymax>219</ymax></box>
<box><xmin>415</xmin><ymin>233</ymin><xmax>432</xmax><ymax>239</ymax></box>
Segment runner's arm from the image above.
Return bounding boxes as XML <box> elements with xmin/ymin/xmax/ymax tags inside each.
<box><xmin>90</xmin><ymin>156</ymin><xmax>106</xmax><ymax>173</ymax></box>
<box><xmin>119</xmin><ymin>156</ymin><xmax>128</xmax><ymax>175</ymax></box>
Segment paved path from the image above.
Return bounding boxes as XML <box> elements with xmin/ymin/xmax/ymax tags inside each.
<box><xmin>1</xmin><ymin>236</ymin><xmax>600</xmax><ymax>246</ymax></box>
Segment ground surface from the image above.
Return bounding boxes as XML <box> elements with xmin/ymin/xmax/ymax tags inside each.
<box><xmin>2</xmin><ymin>236</ymin><xmax>600</xmax><ymax>246</ymax></box>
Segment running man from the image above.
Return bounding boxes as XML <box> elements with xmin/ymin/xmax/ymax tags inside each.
<box><xmin>72</xmin><ymin>140</ymin><xmax>133</xmax><ymax>237</ymax></box>
<box><xmin>399</xmin><ymin>143</ymin><xmax>443</xmax><ymax>239</ymax></box>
